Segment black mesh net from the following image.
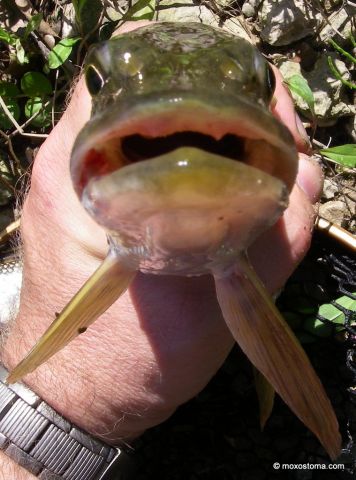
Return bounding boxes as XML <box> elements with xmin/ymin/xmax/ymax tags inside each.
<box><xmin>135</xmin><ymin>231</ymin><xmax>356</xmax><ymax>479</ymax></box>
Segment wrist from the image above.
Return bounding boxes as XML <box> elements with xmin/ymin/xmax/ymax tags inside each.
<box><xmin>2</xmin><ymin>306</ymin><xmax>153</xmax><ymax>444</ymax></box>
<box><xmin>0</xmin><ymin>451</ymin><xmax>35</xmax><ymax>480</ymax></box>
<box><xmin>0</xmin><ymin>364</ymin><xmax>134</xmax><ymax>479</ymax></box>
<box><xmin>1</xmin><ymin>194</ymin><xmax>137</xmax><ymax>442</ymax></box>
<box><xmin>1</xmin><ymin>218</ymin><xmax>172</xmax><ymax>444</ymax></box>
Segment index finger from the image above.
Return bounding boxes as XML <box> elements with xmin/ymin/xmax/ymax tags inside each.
<box><xmin>271</xmin><ymin>65</ymin><xmax>311</xmax><ymax>154</ymax></box>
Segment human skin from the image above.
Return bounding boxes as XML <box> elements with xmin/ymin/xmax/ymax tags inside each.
<box><xmin>0</xmin><ymin>21</ymin><xmax>322</xmax><ymax>479</ymax></box>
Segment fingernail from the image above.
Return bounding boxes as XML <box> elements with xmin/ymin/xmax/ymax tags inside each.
<box><xmin>296</xmin><ymin>154</ymin><xmax>324</xmax><ymax>204</ymax></box>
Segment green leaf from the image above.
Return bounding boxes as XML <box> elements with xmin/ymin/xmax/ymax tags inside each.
<box><xmin>123</xmin><ymin>0</ymin><xmax>156</xmax><ymax>20</ymax></box>
<box><xmin>23</xmin><ymin>13</ymin><xmax>43</xmax><ymax>40</ymax></box>
<box><xmin>318</xmin><ymin>294</ymin><xmax>356</xmax><ymax>326</ymax></box>
<box><xmin>24</xmin><ymin>97</ymin><xmax>52</xmax><ymax>127</ymax></box>
<box><xmin>327</xmin><ymin>56</ymin><xmax>356</xmax><ymax>90</ymax></box>
<box><xmin>47</xmin><ymin>37</ymin><xmax>81</xmax><ymax>69</ymax></box>
<box><xmin>72</xmin><ymin>0</ymin><xmax>103</xmax><ymax>36</ymax></box>
<box><xmin>21</xmin><ymin>72</ymin><xmax>52</xmax><ymax>97</ymax></box>
<box><xmin>0</xmin><ymin>82</ymin><xmax>20</xmax><ymax>97</ymax></box>
<box><xmin>284</xmin><ymin>74</ymin><xmax>315</xmax><ymax>114</ymax></box>
<box><xmin>320</xmin><ymin>144</ymin><xmax>356</xmax><ymax>168</ymax></box>
<box><xmin>0</xmin><ymin>97</ymin><xmax>20</xmax><ymax>129</ymax></box>
<box><xmin>15</xmin><ymin>39</ymin><xmax>29</xmax><ymax>65</ymax></box>
<box><xmin>0</xmin><ymin>27</ymin><xmax>17</xmax><ymax>46</ymax></box>
<box><xmin>329</xmin><ymin>38</ymin><xmax>356</xmax><ymax>65</ymax></box>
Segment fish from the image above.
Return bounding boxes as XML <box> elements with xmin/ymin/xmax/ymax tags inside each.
<box><xmin>6</xmin><ymin>22</ymin><xmax>341</xmax><ymax>459</ymax></box>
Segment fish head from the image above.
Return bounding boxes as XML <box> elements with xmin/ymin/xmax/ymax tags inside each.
<box><xmin>71</xmin><ymin>22</ymin><xmax>298</xmax><ymax>274</ymax></box>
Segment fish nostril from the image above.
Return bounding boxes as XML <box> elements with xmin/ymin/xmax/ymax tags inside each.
<box><xmin>121</xmin><ymin>132</ymin><xmax>245</xmax><ymax>163</ymax></box>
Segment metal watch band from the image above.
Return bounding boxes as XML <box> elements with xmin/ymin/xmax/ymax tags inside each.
<box><xmin>0</xmin><ymin>365</ymin><xmax>133</xmax><ymax>479</ymax></box>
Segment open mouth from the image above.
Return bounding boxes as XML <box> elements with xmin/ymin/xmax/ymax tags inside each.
<box><xmin>74</xmin><ymin>105</ymin><xmax>296</xmax><ymax>251</ymax></box>
<box><xmin>71</xmin><ymin>100</ymin><xmax>298</xmax><ymax>198</ymax></box>
<box><xmin>120</xmin><ymin>132</ymin><xmax>245</xmax><ymax>164</ymax></box>
<box><xmin>75</xmin><ymin>128</ymin><xmax>295</xmax><ymax>195</ymax></box>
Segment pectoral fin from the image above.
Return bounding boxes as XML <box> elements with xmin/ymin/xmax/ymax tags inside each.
<box><xmin>214</xmin><ymin>255</ymin><xmax>341</xmax><ymax>460</ymax></box>
<box><xmin>7</xmin><ymin>252</ymin><xmax>136</xmax><ymax>384</ymax></box>
<box><xmin>253</xmin><ymin>368</ymin><xmax>275</xmax><ymax>430</ymax></box>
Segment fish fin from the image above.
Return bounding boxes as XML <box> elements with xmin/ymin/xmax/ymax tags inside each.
<box><xmin>253</xmin><ymin>367</ymin><xmax>275</xmax><ymax>430</ymax></box>
<box><xmin>214</xmin><ymin>255</ymin><xmax>341</xmax><ymax>460</ymax></box>
<box><xmin>7</xmin><ymin>253</ymin><xmax>136</xmax><ymax>384</ymax></box>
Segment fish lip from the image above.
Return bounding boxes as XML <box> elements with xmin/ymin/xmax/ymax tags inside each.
<box><xmin>82</xmin><ymin>147</ymin><xmax>290</xmax><ymax>268</ymax></box>
<box><xmin>70</xmin><ymin>92</ymin><xmax>298</xmax><ymax>197</ymax></box>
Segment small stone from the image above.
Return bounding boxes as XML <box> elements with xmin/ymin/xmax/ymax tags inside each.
<box><xmin>43</xmin><ymin>34</ymin><xmax>55</xmax><ymax>49</ymax></box>
<box><xmin>323</xmin><ymin>0</ymin><xmax>343</xmax><ymax>13</ymax></box>
<box><xmin>343</xmin><ymin>186</ymin><xmax>356</xmax><ymax>219</ymax></box>
<box><xmin>242</xmin><ymin>0</ymin><xmax>263</xmax><ymax>18</ymax></box>
<box><xmin>0</xmin><ymin>2</ymin><xmax>27</xmax><ymax>33</ymax></box>
<box><xmin>258</xmin><ymin>0</ymin><xmax>323</xmax><ymax>46</ymax></box>
<box><xmin>308</xmin><ymin>54</ymin><xmax>355</xmax><ymax>125</ymax></box>
<box><xmin>60</xmin><ymin>3</ymin><xmax>77</xmax><ymax>38</ymax></box>
<box><xmin>278</xmin><ymin>59</ymin><xmax>302</xmax><ymax>79</ymax></box>
<box><xmin>156</xmin><ymin>1</ymin><xmax>218</xmax><ymax>26</ymax></box>
<box><xmin>319</xmin><ymin>6</ymin><xmax>354</xmax><ymax>43</ymax></box>
<box><xmin>277</xmin><ymin>60</ymin><xmax>311</xmax><ymax>113</ymax></box>
<box><xmin>222</xmin><ymin>17</ymin><xmax>253</xmax><ymax>41</ymax></box>
<box><xmin>318</xmin><ymin>200</ymin><xmax>347</xmax><ymax>226</ymax></box>
<box><xmin>280</xmin><ymin>54</ymin><xmax>355</xmax><ymax>126</ymax></box>
<box><xmin>242</xmin><ymin>3</ymin><xmax>256</xmax><ymax>18</ymax></box>
<box><xmin>322</xmin><ymin>178</ymin><xmax>339</xmax><ymax>200</ymax></box>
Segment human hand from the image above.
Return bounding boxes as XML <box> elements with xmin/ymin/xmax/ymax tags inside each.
<box><xmin>2</xmin><ymin>22</ymin><xmax>322</xmax><ymax>448</ymax></box>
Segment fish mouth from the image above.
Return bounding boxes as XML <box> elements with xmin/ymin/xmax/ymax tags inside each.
<box><xmin>71</xmin><ymin>95</ymin><xmax>298</xmax><ymax>198</ymax></box>
<box><xmin>121</xmin><ymin>131</ymin><xmax>245</xmax><ymax>165</ymax></box>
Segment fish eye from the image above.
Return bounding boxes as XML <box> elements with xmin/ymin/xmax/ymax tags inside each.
<box><xmin>85</xmin><ymin>64</ymin><xmax>105</xmax><ymax>96</ymax></box>
<box><xmin>220</xmin><ymin>57</ymin><xmax>244</xmax><ymax>80</ymax></box>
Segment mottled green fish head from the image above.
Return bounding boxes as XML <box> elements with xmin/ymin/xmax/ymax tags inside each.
<box><xmin>71</xmin><ymin>22</ymin><xmax>298</xmax><ymax>274</ymax></box>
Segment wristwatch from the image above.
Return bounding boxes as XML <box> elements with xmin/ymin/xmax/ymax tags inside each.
<box><xmin>0</xmin><ymin>365</ymin><xmax>135</xmax><ymax>479</ymax></box>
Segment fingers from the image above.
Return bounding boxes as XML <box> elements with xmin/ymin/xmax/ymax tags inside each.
<box><xmin>248</xmin><ymin>152</ymin><xmax>321</xmax><ymax>292</ymax></box>
<box><xmin>271</xmin><ymin>66</ymin><xmax>311</xmax><ymax>154</ymax></box>
<box><xmin>256</xmin><ymin>64</ymin><xmax>322</xmax><ymax>292</ymax></box>
<box><xmin>296</xmin><ymin>153</ymin><xmax>323</xmax><ymax>204</ymax></box>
